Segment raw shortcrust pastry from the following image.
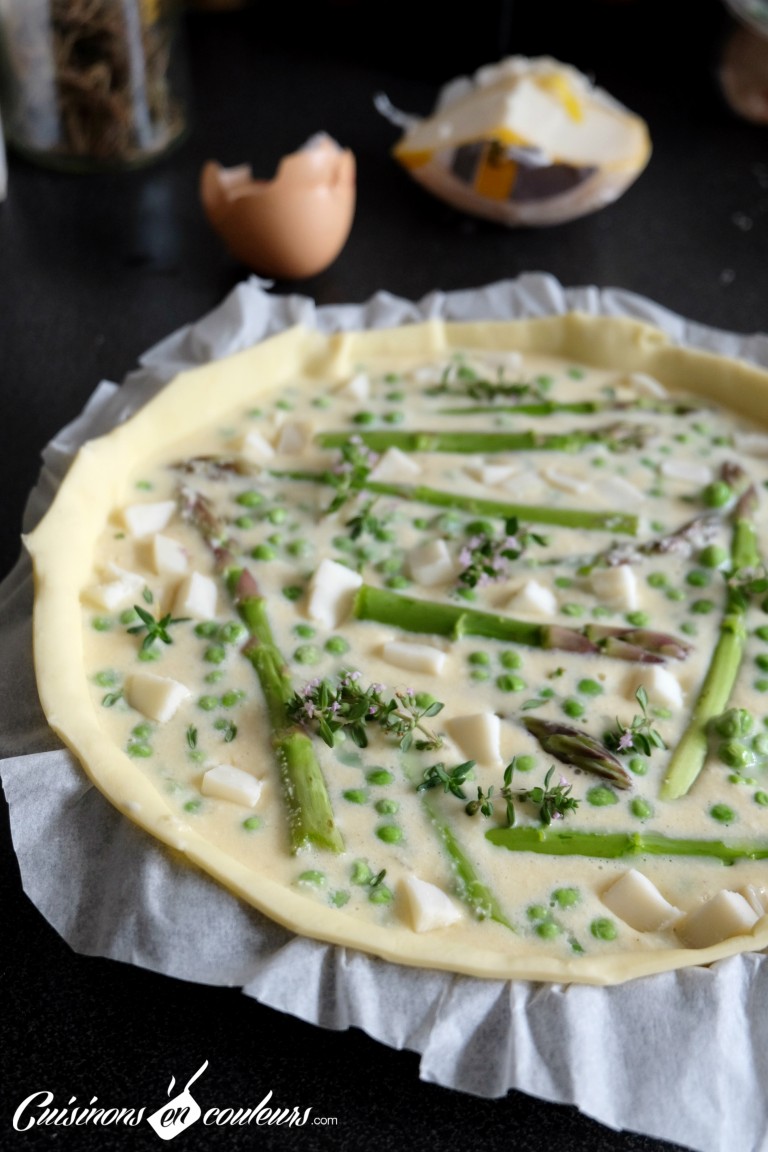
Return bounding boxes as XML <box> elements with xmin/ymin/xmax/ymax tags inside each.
<box><xmin>26</xmin><ymin>313</ymin><xmax>768</xmax><ymax>985</ymax></box>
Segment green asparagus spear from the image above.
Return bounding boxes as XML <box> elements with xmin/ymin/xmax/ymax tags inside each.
<box><xmin>274</xmin><ymin>469</ymin><xmax>638</xmax><ymax>535</ymax></box>
<box><xmin>352</xmin><ymin>584</ymin><xmax>690</xmax><ymax>664</ymax></box>
<box><xmin>660</xmin><ymin>485</ymin><xmax>762</xmax><ymax>801</ymax></box>
<box><xmin>486</xmin><ymin>824</ymin><xmax>768</xmax><ymax>864</ymax></box>
<box><xmin>179</xmin><ymin>486</ymin><xmax>344</xmax><ymax>853</ymax></box>
<box><xmin>315</xmin><ymin>423</ymin><xmax>651</xmax><ymax>455</ymax></box>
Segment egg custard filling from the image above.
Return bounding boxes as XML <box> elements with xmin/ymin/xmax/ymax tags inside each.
<box><xmin>26</xmin><ymin>313</ymin><xmax>768</xmax><ymax>984</ymax></box>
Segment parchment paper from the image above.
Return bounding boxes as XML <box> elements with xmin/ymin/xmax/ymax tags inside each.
<box><xmin>4</xmin><ymin>272</ymin><xmax>768</xmax><ymax>1152</ymax></box>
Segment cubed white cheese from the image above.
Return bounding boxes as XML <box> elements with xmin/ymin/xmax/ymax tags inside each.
<box><xmin>407</xmin><ymin>538</ymin><xmax>454</xmax><ymax>586</ymax></box>
<box><xmin>465</xmin><ymin>462</ymin><xmax>520</xmax><ymax>487</ymax></box>
<box><xmin>369</xmin><ymin>446</ymin><xmax>422</xmax><ymax>482</ymax></box>
<box><xmin>444</xmin><ymin>712</ymin><xmax>502</xmax><ymax>766</ymax></box>
<box><xmin>306</xmin><ymin>558</ymin><xmax>363</xmax><ymax>628</ymax></box>
<box><xmin>235</xmin><ymin>428</ymin><xmax>275</xmax><ymax>464</ymax></box>
<box><xmin>676</xmin><ymin>890</ymin><xmax>759</xmax><ymax>949</ymax></box>
<box><xmin>84</xmin><ymin>565</ymin><xmax>145</xmax><ymax>611</ymax></box>
<box><xmin>125</xmin><ymin>672</ymin><xmax>190</xmax><ymax>723</ymax></box>
<box><xmin>172</xmin><ymin>571</ymin><xmax>218</xmax><ymax>620</ymax></box>
<box><xmin>507</xmin><ymin>579</ymin><xmax>557</xmax><ymax>617</ymax></box>
<box><xmin>660</xmin><ymin>459</ymin><xmax>713</xmax><ymax>485</ymax></box>
<box><xmin>121</xmin><ymin>500</ymin><xmax>176</xmax><ymax>539</ymax></box>
<box><xmin>150</xmin><ymin>533</ymin><xmax>189</xmax><ymax>576</ymax></box>
<box><xmin>590</xmin><ymin>565</ymin><xmax>639</xmax><ymax>611</ymax></box>
<box><xmin>399</xmin><ymin>875</ymin><xmax>462</xmax><ymax>933</ymax></box>
<box><xmin>741</xmin><ymin>884</ymin><xmax>768</xmax><ymax>917</ymax></box>
<box><xmin>381</xmin><ymin>640</ymin><xmax>447</xmax><ymax>677</ymax></box>
<box><xmin>541</xmin><ymin>465</ymin><xmax>590</xmax><ymax>495</ymax></box>
<box><xmin>733</xmin><ymin>433</ymin><xmax>768</xmax><ymax>458</ymax></box>
<box><xmin>601</xmin><ymin>869</ymin><xmax>683</xmax><ymax>933</ymax></box>
<box><xmin>201</xmin><ymin>764</ymin><xmax>263</xmax><ymax>808</ymax></box>
<box><xmin>335</xmin><ymin>371</ymin><xmax>370</xmax><ymax>401</ymax></box>
<box><xmin>625</xmin><ymin>371</ymin><xmax>669</xmax><ymax>399</ymax></box>
<box><xmin>275</xmin><ymin>421</ymin><xmax>311</xmax><ymax>455</ymax></box>
<box><xmin>627</xmin><ymin>665</ymin><xmax>684</xmax><ymax>711</ymax></box>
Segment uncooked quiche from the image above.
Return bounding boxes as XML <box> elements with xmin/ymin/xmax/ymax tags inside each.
<box><xmin>26</xmin><ymin>312</ymin><xmax>768</xmax><ymax>984</ymax></box>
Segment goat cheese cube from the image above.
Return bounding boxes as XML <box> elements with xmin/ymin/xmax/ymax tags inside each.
<box><xmin>369</xmin><ymin>446</ymin><xmax>422</xmax><ymax>482</ymax></box>
<box><xmin>125</xmin><ymin>672</ymin><xmax>190</xmax><ymax>723</ymax></box>
<box><xmin>381</xmin><ymin>640</ymin><xmax>447</xmax><ymax>677</ymax></box>
<box><xmin>275</xmin><ymin>421</ymin><xmax>311</xmax><ymax>455</ymax></box>
<box><xmin>84</xmin><ymin>565</ymin><xmax>144</xmax><ymax>611</ymax></box>
<box><xmin>628</xmin><ymin>665</ymin><xmax>684</xmax><ymax>711</ymax></box>
<box><xmin>201</xmin><ymin>764</ymin><xmax>263</xmax><ymax>808</ymax></box>
<box><xmin>660</xmin><ymin>459</ymin><xmax>713</xmax><ymax>485</ymax></box>
<box><xmin>150</xmin><ymin>533</ymin><xmax>189</xmax><ymax>576</ymax></box>
<box><xmin>336</xmin><ymin>371</ymin><xmax>370</xmax><ymax>401</ymax></box>
<box><xmin>601</xmin><ymin>869</ymin><xmax>683</xmax><ymax>933</ymax></box>
<box><xmin>236</xmin><ymin>428</ymin><xmax>275</xmax><ymax>464</ymax></box>
<box><xmin>444</xmin><ymin>712</ymin><xmax>502</xmax><ymax>766</ymax></box>
<box><xmin>306</xmin><ymin>558</ymin><xmax>363</xmax><ymax>628</ymax></box>
<box><xmin>507</xmin><ymin>579</ymin><xmax>557</xmax><ymax>617</ymax></box>
<box><xmin>399</xmin><ymin>875</ymin><xmax>462</xmax><ymax>933</ymax></box>
<box><xmin>541</xmin><ymin>466</ymin><xmax>590</xmax><ymax>494</ymax></box>
<box><xmin>676</xmin><ymin>890</ymin><xmax>759</xmax><ymax>949</ymax></box>
<box><xmin>121</xmin><ymin>500</ymin><xmax>176</xmax><ymax>539</ymax></box>
<box><xmin>407</xmin><ymin>538</ymin><xmax>454</xmax><ymax>586</ymax></box>
<box><xmin>590</xmin><ymin>565</ymin><xmax>639</xmax><ymax>611</ymax></box>
<box><xmin>172</xmin><ymin>571</ymin><xmax>218</xmax><ymax>620</ymax></box>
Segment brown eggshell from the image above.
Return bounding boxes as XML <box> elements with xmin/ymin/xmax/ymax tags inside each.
<box><xmin>201</xmin><ymin>135</ymin><xmax>356</xmax><ymax>279</ymax></box>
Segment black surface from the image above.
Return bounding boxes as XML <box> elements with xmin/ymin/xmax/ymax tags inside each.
<box><xmin>2</xmin><ymin>3</ymin><xmax>766</xmax><ymax>1149</ymax></box>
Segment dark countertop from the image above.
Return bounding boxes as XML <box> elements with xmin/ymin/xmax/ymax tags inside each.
<box><xmin>2</xmin><ymin>3</ymin><xmax>766</xmax><ymax>1149</ymax></box>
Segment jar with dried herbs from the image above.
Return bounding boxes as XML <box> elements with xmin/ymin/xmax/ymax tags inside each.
<box><xmin>0</xmin><ymin>0</ymin><xmax>189</xmax><ymax>170</ymax></box>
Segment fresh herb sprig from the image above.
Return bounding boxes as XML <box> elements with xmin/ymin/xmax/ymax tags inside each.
<box><xmin>323</xmin><ymin>437</ymin><xmax>379</xmax><ymax>516</ymax></box>
<box><xmin>457</xmin><ymin>517</ymin><xmax>547</xmax><ymax>588</ymax></box>
<box><xmin>605</xmin><ymin>686</ymin><xmax>667</xmax><ymax>757</ymax></box>
<box><xmin>345</xmin><ymin>497</ymin><xmax>392</xmax><ymax>543</ymax></box>
<box><xmin>289</xmin><ymin>672</ymin><xmax>444</xmax><ymax>751</ymax></box>
<box><xmin>418</xmin><ymin>757</ymin><xmax>579</xmax><ymax>827</ymax></box>
<box><xmin>127</xmin><ymin>605</ymin><xmax>190</xmax><ymax>651</ymax></box>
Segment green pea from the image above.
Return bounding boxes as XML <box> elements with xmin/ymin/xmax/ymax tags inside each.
<box><xmin>204</xmin><ymin>645</ymin><xmax>226</xmax><ymax>664</ymax></box>
<box><xmin>195</xmin><ymin>620</ymin><xmax>219</xmax><ymax>638</ymax></box>
<box><xmin>91</xmin><ymin>616</ymin><xmax>113</xmax><ymax>632</ymax></box>
<box><xmin>268</xmin><ymin>507</ymin><xmax>287</xmax><ymax>525</ymax></box>
<box><xmin>352</xmin><ymin>410</ymin><xmax>376</xmax><ymax>425</ymax></box>
<box><xmin>552</xmin><ymin>887</ymin><xmax>580</xmax><ymax>909</ymax></box>
<box><xmin>367</xmin><ymin>768</ymin><xmax>394</xmax><ymax>786</ymax></box>
<box><xmin>628</xmin><ymin>756</ymin><xmax>648</xmax><ymax>776</ymax></box>
<box><xmin>331</xmin><ymin>890</ymin><xmax>351</xmax><ymax>907</ymax></box>
<box><xmin>702</xmin><ymin>480</ymin><xmax>732</xmax><ymax>508</ymax></box>
<box><xmin>699</xmin><ymin>544</ymin><xmax>728</xmax><ymax>568</ymax></box>
<box><xmin>368</xmin><ymin>885</ymin><xmax>393</xmax><ymax>905</ymax></box>
<box><xmin>183</xmin><ymin>799</ymin><xmax>202</xmax><ymax>813</ymax></box>
<box><xmin>665</xmin><ymin>587</ymin><xmax>686</xmax><ymax>602</ymax></box>
<box><xmin>343</xmin><ymin>789</ymin><xmax>368</xmax><ymax>805</ymax></box>
<box><xmin>754</xmin><ymin>791</ymin><xmax>768</xmax><ymax>807</ymax></box>
<box><xmin>205</xmin><ymin>670</ymin><xmax>223</xmax><ymax>684</ymax></box>
<box><xmin>298</xmin><ymin>870</ymin><xmax>326</xmax><ymax>887</ymax></box>
<box><xmin>515</xmin><ymin>754</ymin><xmax>537</xmax><ymax>773</ymax></box>
<box><xmin>236</xmin><ymin>490</ymin><xmax>264</xmax><ymax>508</ymax></box>
<box><xmin>351</xmin><ymin>861</ymin><xmax>373</xmax><ymax>885</ymax></box>
<box><xmin>717</xmin><ymin>741</ymin><xmax>756</xmax><ymax>770</ymax></box>
<box><xmin>456</xmin><ymin>587</ymin><xmax>477</xmax><ymax>601</ymax></box>
<box><xmin>752</xmin><ymin>734</ymin><xmax>768</xmax><ymax>757</ymax></box>
<box><xmin>127</xmin><ymin>742</ymin><xmax>152</xmax><ymax>758</ymax></box>
<box><xmin>234</xmin><ymin>514</ymin><xmax>254</xmax><ymax>529</ymax></box>
<box><xmin>710</xmin><ymin>803</ymin><xmax>736</xmax><ymax>824</ymax></box>
<box><xmin>294</xmin><ymin>645</ymin><xmax>321</xmax><ymax>665</ymax></box>
<box><xmin>468</xmin><ymin>651</ymin><xmax>491</xmax><ymax>666</ymax></box>
<box><xmin>691</xmin><ymin>599</ymin><xmax>716</xmax><ymax>615</ymax></box>
<box><xmin>685</xmin><ymin>569</ymin><xmax>711</xmax><ymax>587</ymax></box>
<box><xmin>499</xmin><ymin>650</ymin><xmax>523</xmax><ymax>670</ymax></box>
<box><xmin>757</xmin><ymin>654</ymin><xmax>768</xmax><ymax>672</ymax></box>
<box><xmin>754</xmin><ymin>679</ymin><xmax>768</xmax><ymax>693</ymax></box>
<box><xmin>577</xmin><ymin>678</ymin><xmax>603</xmax><ymax>696</ymax></box>
<box><xmin>219</xmin><ymin>621</ymin><xmax>245</xmax><ymax>644</ymax></box>
<box><xmin>526</xmin><ymin>904</ymin><xmax>549</xmax><ymax>922</ymax></box>
<box><xmin>470</xmin><ymin>669</ymin><xmax>491</xmax><ymax>682</ymax></box>
<box><xmin>630</xmin><ymin>797</ymin><xmax>654</xmax><ymax>819</ymax></box>
<box><xmin>386</xmin><ymin>575</ymin><xmax>410</xmax><ymax>590</ymax></box>
<box><xmin>375</xmin><ymin>798</ymin><xmax>399</xmax><ymax>815</ymax></box>
<box><xmin>587</xmin><ymin>785</ymin><xmax>618</xmax><ymax>807</ymax></box>
<box><xmin>680</xmin><ymin>621</ymin><xmax>698</xmax><ymax>636</ymax></box>
<box><xmin>536</xmin><ymin>920</ymin><xmax>562</xmax><ymax>939</ymax></box>
<box><xmin>282</xmin><ymin>585</ymin><xmax>304</xmax><ymax>601</ymax></box>
<box><xmin>131</xmin><ymin>723</ymin><xmax>153</xmax><ymax>740</ymax></box>
<box><xmin>242</xmin><ymin>815</ymin><xmax>262</xmax><ymax>831</ymax></box>
<box><xmin>294</xmin><ymin>623</ymin><xmax>315</xmax><ymax>639</ymax></box>
<box><xmin>221</xmin><ymin>690</ymin><xmax>245</xmax><ymax>708</ymax></box>
<box><xmin>561</xmin><ymin>603</ymin><xmax>585</xmax><ymax>617</ymax></box>
<box><xmin>554</xmin><ymin>576</ymin><xmax>573</xmax><ymax>589</ymax></box>
<box><xmin>562</xmin><ymin>698</ymin><xmax>585</xmax><ymax>719</ymax></box>
<box><xmin>590</xmin><ymin>918</ymin><xmax>618</xmax><ymax>942</ymax></box>
<box><xmin>119</xmin><ymin>607</ymin><xmax>139</xmax><ymax>625</ymax></box>
<box><xmin>137</xmin><ymin>646</ymin><xmax>161</xmax><ymax>663</ymax></box>
<box><xmin>755</xmin><ymin>625</ymin><xmax>768</xmax><ymax>642</ymax></box>
<box><xmin>94</xmin><ymin>669</ymin><xmax>119</xmax><ymax>687</ymax></box>
<box><xmin>376</xmin><ymin>824</ymin><xmax>403</xmax><ymax>844</ymax></box>
<box><xmin>625</xmin><ymin>611</ymin><xmax>650</xmax><ymax>627</ymax></box>
<box><xmin>647</xmin><ymin>572</ymin><xmax>667</xmax><ymax>588</ymax></box>
<box><xmin>712</xmin><ymin>708</ymin><xmax>753</xmax><ymax>739</ymax></box>
<box><xmin>251</xmin><ymin>543</ymin><xmax>276</xmax><ymax>561</ymax></box>
<box><xmin>325</xmin><ymin>635</ymin><xmax>350</xmax><ymax>655</ymax></box>
<box><xmin>198</xmin><ymin>695</ymin><xmax>219</xmax><ymax>711</ymax></box>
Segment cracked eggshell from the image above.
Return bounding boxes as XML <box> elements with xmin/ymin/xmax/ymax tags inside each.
<box><xmin>200</xmin><ymin>133</ymin><xmax>356</xmax><ymax>279</ymax></box>
<box><xmin>378</xmin><ymin>55</ymin><xmax>651</xmax><ymax>227</ymax></box>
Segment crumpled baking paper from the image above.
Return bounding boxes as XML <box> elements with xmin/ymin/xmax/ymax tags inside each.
<box><xmin>3</xmin><ymin>272</ymin><xmax>768</xmax><ymax>1152</ymax></box>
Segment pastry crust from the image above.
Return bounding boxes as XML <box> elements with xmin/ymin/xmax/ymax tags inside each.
<box><xmin>26</xmin><ymin>313</ymin><xmax>768</xmax><ymax>984</ymax></box>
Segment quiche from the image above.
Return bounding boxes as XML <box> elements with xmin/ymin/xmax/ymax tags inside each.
<box><xmin>26</xmin><ymin>312</ymin><xmax>768</xmax><ymax>985</ymax></box>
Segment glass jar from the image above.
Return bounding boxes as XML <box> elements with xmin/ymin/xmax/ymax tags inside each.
<box><xmin>0</xmin><ymin>0</ymin><xmax>189</xmax><ymax>171</ymax></box>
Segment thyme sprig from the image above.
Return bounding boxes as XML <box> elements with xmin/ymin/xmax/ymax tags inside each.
<box><xmin>288</xmin><ymin>672</ymin><xmax>444</xmax><ymax>751</ymax></box>
<box><xmin>418</xmin><ymin>758</ymin><xmax>579</xmax><ymax>827</ymax></box>
<box><xmin>127</xmin><ymin>605</ymin><xmax>190</xmax><ymax>652</ymax></box>
<box><xmin>345</xmin><ymin>497</ymin><xmax>392</xmax><ymax>542</ymax></box>
<box><xmin>457</xmin><ymin>517</ymin><xmax>547</xmax><ymax>588</ymax></box>
<box><xmin>322</xmin><ymin>436</ymin><xmax>379</xmax><ymax>516</ymax></box>
<box><xmin>605</xmin><ymin>686</ymin><xmax>667</xmax><ymax>757</ymax></box>
<box><xmin>425</xmin><ymin>362</ymin><xmax>548</xmax><ymax>404</ymax></box>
